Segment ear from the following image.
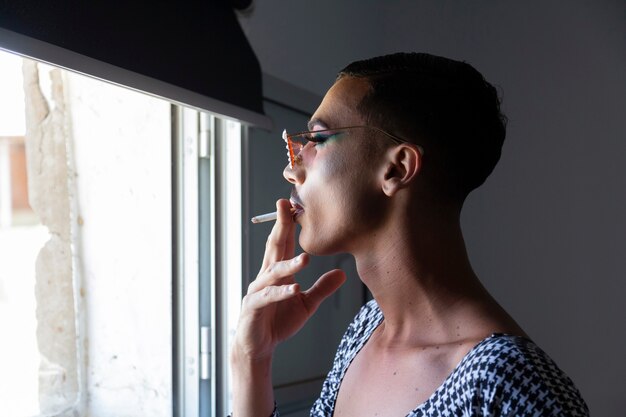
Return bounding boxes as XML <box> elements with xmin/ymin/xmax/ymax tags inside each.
<box><xmin>381</xmin><ymin>144</ymin><xmax>422</xmax><ymax>197</ymax></box>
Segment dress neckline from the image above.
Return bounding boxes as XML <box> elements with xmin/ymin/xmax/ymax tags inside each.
<box><xmin>330</xmin><ymin>301</ymin><xmax>531</xmax><ymax>416</ymax></box>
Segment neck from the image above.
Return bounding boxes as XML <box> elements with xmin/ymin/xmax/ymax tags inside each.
<box><xmin>352</xmin><ymin>205</ymin><xmax>494</xmax><ymax>347</ymax></box>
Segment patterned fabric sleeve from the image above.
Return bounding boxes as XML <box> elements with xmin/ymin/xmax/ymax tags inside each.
<box><xmin>471</xmin><ymin>336</ymin><xmax>590</xmax><ymax>417</ymax></box>
<box><xmin>414</xmin><ymin>334</ymin><xmax>589</xmax><ymax>416</ymax></box>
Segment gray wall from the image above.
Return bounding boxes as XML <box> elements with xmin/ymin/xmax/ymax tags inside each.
<box><xmin>239</xmin><ymin>1</ymin><xmax>626</xmax><ymax>415</ymax></box>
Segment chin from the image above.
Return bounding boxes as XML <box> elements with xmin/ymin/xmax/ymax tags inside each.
<box><xmin>298</xmin><ymin>228</ymin><xmax>345</xmax><ymax>256</ymax></box>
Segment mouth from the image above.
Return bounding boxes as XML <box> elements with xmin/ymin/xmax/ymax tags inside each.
<box><xmin>289</xmin><ymin>189</ymin><xmax>305</xmax><ymax>219</ymax></box>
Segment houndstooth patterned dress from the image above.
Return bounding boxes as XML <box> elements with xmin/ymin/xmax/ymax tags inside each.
<box><xmin>272</xmin><ymin>300</ymin><xmax>589</xmax><ymax>417</ymax></box>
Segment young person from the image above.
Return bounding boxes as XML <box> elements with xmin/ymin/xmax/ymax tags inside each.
<box><xmin>230</xmin><ymin>52</ymin><xmax>589</xmax><ymax>417</ymax></box>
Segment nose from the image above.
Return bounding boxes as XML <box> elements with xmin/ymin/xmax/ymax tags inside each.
<box><xmin>283</xmin><ymin>159</ymin><xmax>304</xmax><ymax>185</ymax></box>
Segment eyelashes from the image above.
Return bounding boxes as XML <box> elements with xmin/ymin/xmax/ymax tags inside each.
<box><xmin>305</xmin><ymin>132</ymin><xmax>336</xmax><ymax>144</ymax></box>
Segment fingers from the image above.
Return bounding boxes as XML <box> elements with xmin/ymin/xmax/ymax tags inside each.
<box><xmin>302</xmin><ymin>269</ymin><xmax>347</xmax><ymax>313</ymax></box>
<box><xmin>248</xmin><ymin>253</ymin><xmax>309</xmax><ymax>294</ymax></box>
<box><xmin>261</xmin><ymin>199</ymin><xmax>296</xmax><ymax>269</ymax></box>
<box><xmin>242</xmin><ymin>283</ymin><xmax>301</xmax><ymax>311</ymax></box>
<box><xmin>283</xmin><ymin>219</ymin><xmax>296</xmax><ymax>261</ymax></box>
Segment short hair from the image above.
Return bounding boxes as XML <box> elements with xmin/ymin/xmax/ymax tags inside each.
<box><xmin>337</xmin><ymin>52</ymin><xmax>507</xmax><ymax>204</ymax></box>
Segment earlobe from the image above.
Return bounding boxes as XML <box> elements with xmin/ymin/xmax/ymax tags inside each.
<box><xmin>381</xmin><ymin>144</ymin><xmax>422</xmax><ymax>197</ymax></box>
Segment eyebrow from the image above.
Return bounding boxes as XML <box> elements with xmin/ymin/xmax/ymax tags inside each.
<box><xmin>307</xmin><ymin>118</ymin><xmax>329</xmax><ymax>131</ymax></box>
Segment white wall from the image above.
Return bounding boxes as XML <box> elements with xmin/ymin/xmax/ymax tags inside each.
<box><xmin>238</xmin><ymin>1</ymin><xmax>626</xmax><ymax>415</ymax></box>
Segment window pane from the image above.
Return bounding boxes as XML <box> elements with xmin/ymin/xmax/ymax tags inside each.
<box><xmin>0</xmin><ymin>49</ymin><xmax>173</xmax><ymax>417</ymax></box>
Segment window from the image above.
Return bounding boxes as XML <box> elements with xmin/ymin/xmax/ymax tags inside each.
<box><xmin>172</xmin><ymin>108</ymin><xmax>244</xmax><ymax>416</ymax></box>
<box><xmin>0</xmin><ymin>49</ymin><xmax>365</xmax><ymax>417</ymax></box>
<box><xmin>0</xmin><ymin>49</ymin><xmax>243</xmax><ymax>417</ymax></box>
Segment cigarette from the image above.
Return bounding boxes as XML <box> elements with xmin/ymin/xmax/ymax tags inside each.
<box><xmin>251</xmin><ymin>211</ymin><xmax>277</xmax><ymax>223</ymax></box>
<box><xmin>250</xmin><ymin>208</ymin><xmax>297</xmax><ymax>224</ymax></box>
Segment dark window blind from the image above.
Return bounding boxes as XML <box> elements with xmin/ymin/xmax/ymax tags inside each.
<box><xmin>0</xmin><ymin>1</ymin><xmax>269</xmax><ymax>127</ymax></box>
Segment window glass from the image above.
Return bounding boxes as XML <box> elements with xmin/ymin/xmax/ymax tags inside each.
<box><xmin>0</xmin><ymin>49</ymin><xmax>172</xmax><ymax>417</ymax></box>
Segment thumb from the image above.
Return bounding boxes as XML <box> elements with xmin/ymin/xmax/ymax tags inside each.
<box><xmin>302</xmin><ymin>269</ymin><xmax>347</xmax><ymax>313</ymax></box>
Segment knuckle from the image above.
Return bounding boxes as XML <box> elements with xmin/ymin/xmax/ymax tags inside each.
<box><xmin>266</xmin><ymin>261</ymin><xmax>281</xmax><ymax>276</ymax></box>
<box><xmin>266</xmin><ymin>234</ymin><xmax>285</xmax><ymax>248</ymax></box>
<box><xmin>262</xmin><ymin>286</ymin><xmax>273</xmax><ymax>298</ymax></box>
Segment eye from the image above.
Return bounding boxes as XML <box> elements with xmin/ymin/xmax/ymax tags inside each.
<box><xmin>307</xmin><ymin>131</ymin><xmax>336</xmax><ymax>145</ymax></box>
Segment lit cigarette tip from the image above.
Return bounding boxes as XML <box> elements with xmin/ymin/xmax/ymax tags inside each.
<box><xmin>251</xmin><ymin>211</ymin><xmax>278</xmax><ymax>224</ymax></box>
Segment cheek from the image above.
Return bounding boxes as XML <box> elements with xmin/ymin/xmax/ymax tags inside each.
<box><xmin>313</xmin><ymin>143</ymin><xmax>362</xmax><ymax>190</ymax></box>
<box><xmin>318</xmin><ymin>157</ymin><xmax>380</xmax><ymax>219</ymax></box>
<box><xmin>298</xmin><ymin>156</ymin><xmax>384</xmax><ymax>254</ymax></box>
<box><xmin>301</xmin><ymin>158</ymin><xmax>352</xmax><ymax>228</ymax></box>
<box><xmin>308</xmin><ymin>142</ymin><xmax>383</xmax><ymax>210</ymax></box>
<box><xmin>316</xmin><ymin>154</ymin><xmax>355</xmax><ymax>208</ymax></box>
<box><xmin>313</xmin><ymin>146</ymin><xmax>346</xmax><ymax>176</ymax></box>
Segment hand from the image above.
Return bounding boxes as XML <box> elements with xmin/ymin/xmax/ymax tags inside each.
<box><xmin>232</xmin><ymin>199</ymin><xmax>346</xmax><ymax>361</ymax></box>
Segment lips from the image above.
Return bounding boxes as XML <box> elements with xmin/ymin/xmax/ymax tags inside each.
<box><xmin>290</xmin><ymin>189</ymin><xmax>305</xmax><ymax>218</ymax></box>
